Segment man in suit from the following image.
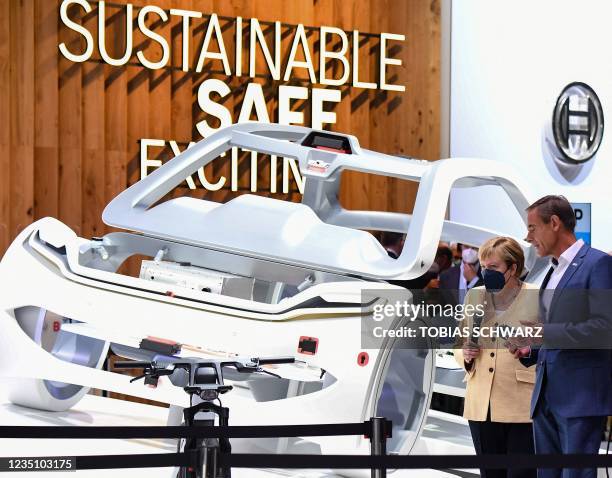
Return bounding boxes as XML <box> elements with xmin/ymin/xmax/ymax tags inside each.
<box><xmin>439</xmin><ymin>245</ymin><xmax>484</xmax><ymax>307</ymax></box>
<box><xmin>512</xmin><ymin>195</ymin><xmax>612</xmax><ymax>478</ymax></box>
<box><xmin>381</xmin><ymin>232</ymin><xmax>445</xmax><ymax>290</ymax></box>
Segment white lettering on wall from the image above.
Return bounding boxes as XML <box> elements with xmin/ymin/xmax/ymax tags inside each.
<box><xmin>57</xmin><ymin>0</ymin><xmax>408</xmax><ymax>194</ymax></box>
<box><xmin>58</xmin><ymin>0</ymin><xmax>94</xmax><ymax>62</ymax></box>
<box><xmin>98</xmin><ymin>1</ymin><xmax>133</xmax><ymax>66</ymax></box>
<box><xmin>136</xmin><ymin>5</ymin><xmax>169</xmax><ymax>70</ymax></box>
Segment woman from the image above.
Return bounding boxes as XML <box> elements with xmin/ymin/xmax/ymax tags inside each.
<box><xmin>455</xmin><ymin>236</ymin><xmax>539</xmax><ymax>478</ymax></box>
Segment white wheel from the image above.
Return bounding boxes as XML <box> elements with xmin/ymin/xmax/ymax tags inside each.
<box><xmin>6</xmin><ymin>306</ymin><xmax>108</xmax><ymax>412</ymax></box>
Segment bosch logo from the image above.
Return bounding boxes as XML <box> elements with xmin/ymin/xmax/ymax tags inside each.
<box><xmin>551</xmin><ymin>82</ymin><xmax>604</xmax><ymax>164</ymax></box>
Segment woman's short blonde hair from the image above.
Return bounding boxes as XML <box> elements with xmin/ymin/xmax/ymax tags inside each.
<box><xmin>478</xmin><ymin>236</ymin><xmax>525</xmax><ymax>278</ymax></box>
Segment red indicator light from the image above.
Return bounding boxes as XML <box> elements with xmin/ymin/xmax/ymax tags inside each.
<box><xmin>357</xmin><ymin>352</ymin><xmax>369</xmax><ymax>367</ymax></box>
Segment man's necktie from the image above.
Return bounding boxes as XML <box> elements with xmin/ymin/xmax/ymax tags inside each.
<box><xmin>540</xmin><ymin>258</ymin><xmax>559</xmax><ymax>322</ymax></box>
<box><xmin>541</xmin><ymin>257</ymin><xmax>559</xmax><ymax>290</ymax></box>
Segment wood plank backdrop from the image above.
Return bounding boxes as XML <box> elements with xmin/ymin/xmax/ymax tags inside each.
<box><xmin>0</xmin><ymin>0</ymin><xmax>441</xmax><ymax>257</ymax></box>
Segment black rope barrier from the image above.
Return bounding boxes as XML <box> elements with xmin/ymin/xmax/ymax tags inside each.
<box><xmin>0</xmin><ymin>422</ymin><xmax>370</xmax><ymax>439</ymax></box>
<box><xmin>222</xmin><ymin>453</ymin><xmax>612</xmax><ymax>470</ymax></box>
<box><xmin>1</xmin><ymin>421</ymin><xmax>610</xmax><ymax>472</ymax></box>
<box><xmin>75</xmin><ymin>452</ymin><xmax>194</xmax><ymax>470</ymax></box>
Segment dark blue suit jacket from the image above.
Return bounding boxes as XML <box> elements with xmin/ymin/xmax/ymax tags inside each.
<box><xmin>521</xmin><ymin>243</ymin><xmax>612</xmax><ymax>418</ymax></box>
<box><xmin>439</xmin><ymin>265</ymin><xmax>483</xmax><ymax>307</ymax></box>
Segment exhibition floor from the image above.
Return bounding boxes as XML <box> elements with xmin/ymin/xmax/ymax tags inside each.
<box><xmin>1</xmin><ymin>386</ymin><xmax>607</xmax><ymax>478</ymax></box>
<box><xmin>0</xmin><ymin>385</ymin><xmax>475</xmax><ymax>478</ymax></box>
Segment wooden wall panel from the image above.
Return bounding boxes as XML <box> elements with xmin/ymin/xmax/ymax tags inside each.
<box><xmin>0</xmin><ymin>0</ymin><xmax>10</xmax><ymax>254</ymax></box>
<box><xmin>9</xmin><ymin>0</ymin><xmax>35</xmax><ymax>241</ymax></box>
<box><xmin>0</xmin><ymin>0</ymin><xmax>441</xmax><ymax>256</ymax></box>
<box><xmin>34</xmin><ymin>0</ymin><xmax>59</xmax><ymax>221</ymax></box>
<box><xmin>58</xmin><ymin>0</ymin><xmax>83</xmax><ymax>235</ymax></box>
<box><xmin>169</xmin><ymin>0</ymin><xmax>194</xmax><ymax>177</ymax></box>
<box><xmin>339</xmin><ymin>0</ymin><xmax>376</xmax><ymax>213</ymax></box>
<box><xmin>368</xmin><ymin>0</ymin><xmax>390</xmax><ymax>216</ymax></box>
<box><xmin>104</xmin><ymin>2</ymin><xmax>129</xmax><ymax>210</ymax></box>
<box><xmin>82</xmin><ymin>2</ymin><xmax>105</xmax><ymax>238</ymax></box>
<box><xmin>128</xmin><ymin>0</ymin><xmax>150</xmax><ymax>189</ymax></box>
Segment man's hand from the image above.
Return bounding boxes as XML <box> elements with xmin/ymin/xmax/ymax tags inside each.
<box><xmin>519</xmin><ymin>320</ymin><xmax>544</xmax><ymax>346</ymax></box>
<box><xmin>504</xmin><ymin>320</ymin><xmax>543</xmax><ymax>351</ymax></box>
<box><xmin>505</xmin><ymin>335</ymin><xmax>531</xmax><ymax>349</ymax></box>
<box><xmin>462</xmin><ymin>341</ymin><xmax>481</xmax><ymax>363</ymax></box>
<box><xmin>463</xmin><ymin>262</ymin><xmax>478</xmax><ymax>283</ymax></box>
<box><xmin>505</xmin><ymin>341</ymin><xmax>531</xmax><ymax>359</ymax></box>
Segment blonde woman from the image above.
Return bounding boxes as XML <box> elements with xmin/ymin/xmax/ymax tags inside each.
<box><xmin>455</xmin><ymin>237</ymin><xmax>539</xmax><ymax>478</ymax></box>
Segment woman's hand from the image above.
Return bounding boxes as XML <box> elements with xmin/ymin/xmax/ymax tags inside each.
<box><xmin>462</xmin><ymin>341</ymin><xmax>481</xmax><ymax>363</ymax></box>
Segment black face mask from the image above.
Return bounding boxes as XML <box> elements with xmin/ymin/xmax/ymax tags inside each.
<box><xmin>482</xmin><ymin>268</ymin><xmax>508</xmax><ymax>293</ymax></box>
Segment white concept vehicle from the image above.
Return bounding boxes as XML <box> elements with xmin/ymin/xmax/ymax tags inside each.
<box><xmin>0</xmin><ymin>123</ymin><xmax>538</xmax><ymax>466</ymax></box>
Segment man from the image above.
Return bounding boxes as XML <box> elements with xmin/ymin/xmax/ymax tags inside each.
<box><xmin>513</xmin><ymin>195</ymin><xmax>612</xmax><ymax>478</ymax></box>
<box><xmin>439</xmin><ymin>245</ymin><xmax>484</xmax><ymax>307</ymax></box>
<box><xmin>381</xmin><ymin>231</ymin><xmax>405</xmax><ymax>260</ymax></box>
<box><xmin>381</xmin><ymin>232</ymin><xmax>443</xmax><ymax>290</ymax></box>
<box><xmin>435</xmin><ymin>245</ymin><xmax>454</xmax><ymax>275</ymax></box>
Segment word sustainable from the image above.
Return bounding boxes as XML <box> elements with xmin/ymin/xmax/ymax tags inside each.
<box><xmin>59</xmin><ymin>0</ymin><xmax>406</xmax><ymax>193</ymax></box>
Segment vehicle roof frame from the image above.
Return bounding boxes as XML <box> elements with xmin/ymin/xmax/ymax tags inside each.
<box><xmin>103</xmin><ymin>123</ymin><xmax>536</xmax><ymax>280</ymax></box>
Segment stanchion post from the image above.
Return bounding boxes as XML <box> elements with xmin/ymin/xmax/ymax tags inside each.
<box><xmin>367</xmin><ymin>417</ymin><xmax>388</xmax><ymax>478</ymax></box>
<box><xmin>218</xmin><ymin>405</ymin><xmax>232</xmax><ymax>478</ymax></box>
